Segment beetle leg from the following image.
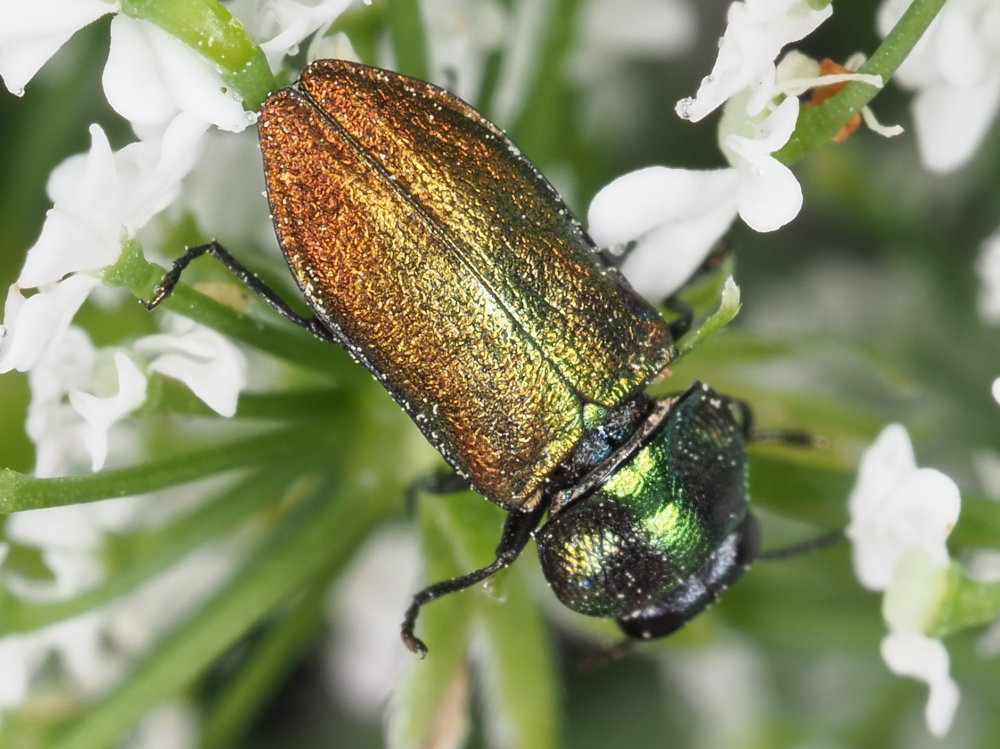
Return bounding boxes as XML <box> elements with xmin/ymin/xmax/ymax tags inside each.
<box><xmin>145</xmin><ymin>241</ymin><xmax>339</xmax><ymax>344</ymax></box>
<box><xmin>758</xmin><ymin>529</ymin><xmax>843</xmax><ymax>561</ymax></box>
<box><xmin>403</xmin><ymin>470</ymin><xmax>471</xmax><ymax>514</ymax></box>
<box><xmin>663</xmin><ymin>295</ymin><xmax>693</xmax><ymax>340</ymax></box>
<box><xmin>731</xmin><ymin>399</ymin><xmax>829</xmax><ymax>448</ymax></box>
<box><xmin>401</xmin><ymin>504</ymin><xmax>546</xmax><ymax>656</ymax></box>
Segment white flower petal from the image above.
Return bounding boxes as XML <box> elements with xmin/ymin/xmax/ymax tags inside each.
<box><xmin>0</xmin><ymin>0</ymin><xmax>116</xmax><ymax>96</ymax></box>
<box><xmin>977</xmin><ymin>230</ymin><xmax>1000</xmax><ymax>324</ymax></box>
<box><xmin>587</xmin><ymin>166</ymin><xmax>739</xmax><ymax>299</ymax></box>
<box><xmin>103</xmin><ymin>15</ymin><xmax>252</xmax><ymax>132</ymax></box>
<box><xmin>229</xmin><ymin>0</ymin><xmax>353</xmax><ymax>71</ymax></box>
<box><xmin>129</xmin><ymin>702</ymin><xmax>199</xmax><ymax>749</ymax></box>
<box><xmin>0</xmin><ymin>633</ymin><xmax>40</xmax><ymax>708</ymax></box>
<box><xmin>674</xmin><ymin>0</ymin><xmax>832</xmax><ymax>122</ymax></box>
<box><xmin>24</xmin><ymin>327</ymin><xmax>98</xmax><ymax>477</ymax></box>
<box><xmin>992</xmin><ymin>377</ymin><xmax>1000</xmax><ymax>406</ymax></box>
<box><xmin>18</xmin><ymin>125</ymin><xmax>122</xmax><ymax>288</ymax></box>
<box><xmin>724</xmin><ymin>96</ymin><xmax>802</xmax><ymax>231</ymax></box>
<box><xmin>877</xmin><ymin>0</ymin><xmax>1000</xmax><ymax>173</ymax></box>
<box><xmin>910</xmin><ymin>72</ymin><xmax>1000</xmax><ymax>173</ymax></box>
<box><xmin>732</xmin><ymin>156</ymin><xmax>801</xmax><ymax>232</ymax></box>
<box><xmin>68</xmin><ymin>352</ymin><xmax>148</xmax><ymax>471</ymax></box>
<box><xmin>880</xmin><ymin>632</ymin><xmax>960</xmax><ymax>737</ymax></box>
<box><xmin>0</xmin><ymin>276</ymin><xmax>101</xmax><ymax>374</ymax></box>
<box><xmin>847</xmin><ymin>425</ymin><xmax>960</xmax><ymax>590</ymax></box>
<box><xmin>116</xmin><ymin>113</ymin><xmax>210</xmax><ymax>233</ymax></box>
<box><xmin>135</xmin><ymin>315</ymin><xmax>247</xmax><ymax>416</ymax></box>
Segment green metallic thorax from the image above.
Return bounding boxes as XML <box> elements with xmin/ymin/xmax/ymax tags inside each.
<box><xmin>536</xmin><ymin>384</ymin><xmax>748</xmax><ymax>618</ymax></box>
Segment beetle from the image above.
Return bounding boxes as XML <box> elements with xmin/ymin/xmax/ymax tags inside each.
<box><xmin>148</xmin><ymin>59</ymin><xmax>758</xmax><ymax>656</ymax></box>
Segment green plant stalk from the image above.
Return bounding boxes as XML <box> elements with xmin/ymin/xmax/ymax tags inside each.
<box><xmin>930</xmin><ymin>563</ymin><xmax>1000</xmax><ymax>638</ymax></box>
<box><xmin>53</xmin><ymin>473</ymin><xmax>393</xmax><ymax>749</ymax></box>
<box><xmin>386</xmin><ymin>0</ymin><xmax>429</xmax><ymax>80</ymax></box>
<box><xmin>105</xmin><ymin>240</ymin><xmax>345</xmax><ymax>375</ymax></box>
<box><xmin>120</xmin><ymin>0</ymin><xmax>276</xmax><ymax>108</ymax></box>
<box><xmin>388</xmin><ymin>494</ymin><xmax>479</xmax><ymax>749</ymax></box>
<box><xmin>0</xmin><ymin>427</ymin><xmax>313</xmax><ymax>513</ymax></box>
<box><xmin>199</xmin><ymin>587</ymin><xmax>327</xmax><ymax>749</ymax></box>
<box><xmin>476</xmin><ymin>559</ymin><xmax>559</xmax><ymax>749</ymax></box>
<box><xmin>0</xmin><ymin>463</ymin><xmax>307</xmax><ymax>634</ymax></box>
<box><xmin>777</xmin><ymin>0</ymin><xmax>948</xmax><ymax>163</ymax></box>
<box><xmin>508</xmin><ymin>0</ymin><xmax>586</xmax><ymax>159</ymax></box>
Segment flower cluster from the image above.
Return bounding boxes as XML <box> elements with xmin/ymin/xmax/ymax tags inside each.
<box><xmin>877</xmin><ymin>0</ymin><xmax>1000</xmax><ymax>173</ymax></box>
<box><xmin>584</xmin><ymin>0</ymin><xmax>894</xmax><ymax>300</ymax></box>
<box><xmin>846</xmin><ymin>425</ymin><xmax>961</xmax><ymax>736</ymax></box>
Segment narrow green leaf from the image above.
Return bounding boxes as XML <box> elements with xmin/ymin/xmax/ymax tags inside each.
<box><xmin>386</xmin><ymin>0</ymin><xmax>429</xmax><ymax>80</ymax></box>
<box><xmin>0</xmin><ymin>427</ymin><xmax>314</xmax><ymax>513</ymax></box>
<box><xmin>53</xmin><ymin>472</ymin><xmax>392</xmax><ymax>749</ymax></box>
<box><xmin>0</xmin><ymin>462</ymin><xmax>308</xmax><ymax>634</ymax></box>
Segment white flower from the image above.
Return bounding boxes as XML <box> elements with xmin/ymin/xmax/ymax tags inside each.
<box><xmin>69</xmin><ymin>352</ymin><xmax>148</xmax><ymax>472</ymax></box>
<box><xmin>103</xmin><ymin>15</ymin><xmax>253</xmax><ymax>132</ymax></box>
<box><xmin>128</xmin><ymin>702</ymin><xmax>198</xmax><ymax>749</ymax></box>
<box><xmin>846</xmin><ymin>424</ymin><xmax>962</xmax><ymax>736</ymax></box>
<box><xmin>0</xmin><ymin>0</ymin><xmax>117</xmax><ymax>96</ymax></box>
<box><xmin>229</xmin><ymin>0</ymin><xmax>355</xmax><ymax>71</ymax></box>
<box><xmin>977</xmin><ymin>229</ymin><xmax>1000</xmax><ymax>325</ymax></box>
<box><xmin>19</xmin><ymin>116</ymin><xmax>207</xmax><ymax>289</ymax></box>
<box><xmin>134</xmin><ymin>314</ymin><xmax>248</xmax><ymax>417</ymax></box>
<box><xmin>721</xmin><ymin>94</ymin><xmax>803</xmax><ymax>231</ymax></box>
<box><xmin>993</xmin><ymin>377</ymin><xmax>1000</xmax><ymax>406</ymax></box>
<box><xmin>23</xmin><ymin>327</ymin><xmax>147</xmax><ymax>477</ymax></box>
<box><xmin>0</xmin><ymin>276</ymin><xmax>101</xmax><ymax>374</ymax></box>
<box><xmin>326</xmin><ymin>527</ymin><xmax>419</xmax><ymax>719</ymax></box>
<box><xmin>877</xmin><ymin>0</ymin><xmax>1000</xmax><ymax>173</ymax></box>
<box><xmin>587</xmin><ymin>97</ymin><xmax>801</xmax><ymax>298</ymax></box>
<box><xmin>881</xmin><ymin>632</ymin><xmax>960</xmax><ymax>737</ymax></box>
<box><xmin>587</xmin><ymin>168</ymin><xmax>738</xmax><ymax>300</ymax></box>
<box><xmin>847</xmin><ymin>424</ymin><xmax>960</xmax><ymax>590</ymax></box>
<box><xmin>0</xmin><ymin>115</ymin><xmax>207</xmax><ymax>378</ymax></box>
<box><xmin>675</xmin><ymin>0</ymin><xmax>832</xmax><ymax>123</ymax></box>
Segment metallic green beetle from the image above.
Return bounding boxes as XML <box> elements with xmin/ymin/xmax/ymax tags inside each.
<box><xmin>149</xmin><ymin>59</ymin><xmax>758</xmax><ymax>655</ymax></box>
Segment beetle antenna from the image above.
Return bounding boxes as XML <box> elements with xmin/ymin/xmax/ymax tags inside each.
<box><xmin>576</xmin><ymin>638</ymin><xmax>635</xmax><ymax>672</ymax></box>
<box><xmin>758</xmin><ymin>528</ymin><xmax>843</xmax><ymax>561</ymax></box>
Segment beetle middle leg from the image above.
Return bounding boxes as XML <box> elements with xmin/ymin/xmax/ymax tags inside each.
<box><xmin>401</xmin><ymin>503</ymin><xmax>547</xmax><ymax>656</ymax></box>
<box><xmin>403</xmin><ymin>470</ymin><xmax>471</xmax><ymax>515</ymax></box>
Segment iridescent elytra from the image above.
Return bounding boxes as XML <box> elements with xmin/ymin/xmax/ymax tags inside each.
<box><xmin>149</xmin><ymin>59</ymin><xmax>759</xmax><ymax>656</ymax></box>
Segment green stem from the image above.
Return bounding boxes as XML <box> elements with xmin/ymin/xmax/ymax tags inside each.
<box><xmin>0</xmin><ymin>427</ymin><xmax>314</xmax><ymax>513</ymax></box>
<box><xmin>120</xmin><ymin>0</ymin><xmax>276</xmax><ymax>109</ymax></box>
<box><xmin>931</xmin><ymin>563</ymin><xmax>1000</xmax><ymax>638</ymax></box>
<box><xmin>105</xmin><ymin>240</ymin><xmax>345</xmax><ymax>376</ymax></box>
<box><xmin>0</xmin><ymin>462</ymin><xmax>308</xmax><ymax>634</ymax></box>
<box><xmin>386</xmin><ymin>0</ymin><xmax>429</xmax><ymax>80</ymax></box>
<box><xmin>777</xmin><ymin>0</ymin><xmax>948</xmax><ymax>163</ymax></box>
<box><xmin>199</xmin><ymin>587</ymin><xmax>327</xmax><ymax>749</ymax></box>
<box><xmin>53</xmin><ymin>475</ymin><xmax>392</xmax><ymax>749</ymax></box>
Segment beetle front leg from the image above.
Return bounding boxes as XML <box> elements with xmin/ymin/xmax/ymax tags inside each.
<box><xmin>146</xmin><ymin>240</ymin><xmax>340</xmax><ymax>344</ymax></box>
<box><xmin>401</xmin><ymin>503</ymin><xmax>546</xmax><ymax>656</ymax></box>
